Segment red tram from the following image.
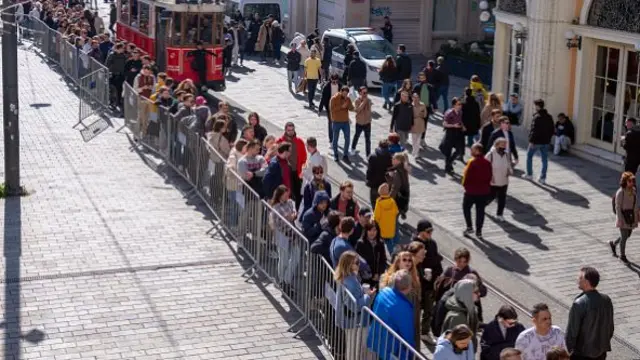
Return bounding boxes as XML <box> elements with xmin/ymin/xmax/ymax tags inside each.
<box><xmin>115</xmin><ymin>0</ymin><xmax>226</xmax><ymax>90</ymax></box>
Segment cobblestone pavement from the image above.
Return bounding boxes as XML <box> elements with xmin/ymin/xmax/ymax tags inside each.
<box><xmin>210</xmin><ymin>55</ymin><xmax>640</xmax><ymax>358</ymax></box>
<box><xmin>0</xmin><ymin>45</ymin><xmax>328</xmax><ymax>359</ymax></box>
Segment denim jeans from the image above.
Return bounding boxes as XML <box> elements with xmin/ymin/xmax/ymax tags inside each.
<box><xmin>526</xmin><ymin>144</ymin><xmax>549</xmax><ymax>180</ymax></box>
<box><xmin>352</xmin><ymin>123</ymin><xmax>371</xmax><ymax>156</ymax></box>
<box><xmin>276</xmin><ymin>232</ymin><xmax>301</xmax><ymax>285</ymax></box>
<box><xmin>437</xmin><ymin>86</ymin><xmax>449</xmax><ymax>111</ymax></box>
<box><xmin>381</xmin><ymin>82</ymin><xmax>396</xmax><ymax>107</ymax></box>
<box><xmin>332</xmin><ymin>122</ymin><xmax>351</xmax><ymax>159</ymax></box>
<box><xmin>307</xmin><ymin>79</ymin><xmax>319</xmax><ymax>107</ymax></box>
<box><xmin>287</xmin><ymin>69</ymin><xmax>300</xmax><ymax>89</ymax></box>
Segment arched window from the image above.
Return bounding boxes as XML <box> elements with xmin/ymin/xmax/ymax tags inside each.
<box><xmin>497</xmin><ymin>0</ymin><xmax>526</xmax><ymax>16</ymax></box>
<box><xmin>587</xmin><ymin>0</ymin><xmax>640</xmax><ymax>34</ymax></box>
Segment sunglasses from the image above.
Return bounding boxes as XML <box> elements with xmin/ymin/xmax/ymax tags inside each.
<box><xmin>401</xmin><ymin>258</ymin><xmax>413</xmax><ymax>263</ymax></box>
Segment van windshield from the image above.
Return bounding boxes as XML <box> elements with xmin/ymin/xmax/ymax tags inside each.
<box><xmin>356</xmin><ymin>39</ymin><xmax>396</xmax><ymax>60</ymax></box>
<box><xmin>243</xmin><ymin>4</ymin><xmax>281</xmax><ymax>21</ymax></box>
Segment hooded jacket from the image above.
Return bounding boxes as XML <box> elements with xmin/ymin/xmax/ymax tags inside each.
<box><xmin>434</xmin><ymin>331</ymin><xmax>475</xmax><ymax>360</ymax></box>
<box><xmin>366</xmin><ymin>147</ymin><xmax>392</xmax><ymax>189</ymax></box>
<box><xmin>348</xmin><ymin>56</ymin><xmax>367</xmax><ymax>81</ymax></box>
<box><xmin>442</xmin><ymin>280</ymin><xmax>479</xmax><ymax>350</ymax></box>
<box><xmin>529</xmin><ymin>109</ymin><xmax>555</xmax><ymax>145</ymax></box>
<box><xmin>395</xmin><ymin>53</ymin><xmax>412</xmax><ymax>81</ymax></box>
<box><xmin>367</xmin><ymin>287</ymin><xmax>415</xmax><ymax>359</ymax></box>
<box><xmin>373</xmin><ymin>195</ymin><xmax>399</xmax><ymax>239</ymax></box>
<box><xmin>301</xmin><ymin>191</ymin><xmax>330</xmax><ymax>243</ymax></box>
<box><xmin>310</xmin><ymin>226</ymin><xmax>336</xmax><ymax>264</ymax></box>
<box><xmin>301</xmin><ymin>178</ymin><xmax>332</xmax><ymax>217</ymax></box>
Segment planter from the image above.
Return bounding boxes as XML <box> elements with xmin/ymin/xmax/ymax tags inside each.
<box><xmin>444</xmin><ymin>56</ymin><xmax>493</xmax><ymax>88</ymax></box>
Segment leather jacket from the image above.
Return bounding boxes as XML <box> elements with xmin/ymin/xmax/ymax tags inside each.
<box><xmin>565</xmin><ymin>290</ymin><xmax>614</xmax><ymax>358</ymax></box>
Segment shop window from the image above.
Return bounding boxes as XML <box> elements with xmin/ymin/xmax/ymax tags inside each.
<box><xmin>433</xmin><ymin>0</ymin><xmax>457</xmax><ymax>32</ymax></box>
<box><xmin>505</xmin><ymin>27</ymin><xmax>525</xmax><ymax>97</ymax></box>
<box><xmin>590</xmin><ymin>46</ymin><xmax>620</xmax><ymax>143</ymax></box>
<box><xmin>137</xmin><ymin>2</ymin><xmax>150</xmax><ymax>35</ymax></box>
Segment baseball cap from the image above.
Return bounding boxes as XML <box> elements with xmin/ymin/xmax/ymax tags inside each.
<box><xmin>417</xmin><ymin>220</ymin><xmax>433</xmax><ymax>233</ymax></box>
<box><xmin>195</xmin><ymin>96</ymin><xmax>207</xmax><ymax>106</ymax></box>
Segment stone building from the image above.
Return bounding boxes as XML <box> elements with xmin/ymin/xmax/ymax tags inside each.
<box><xmin>492</xmin><ymin>0</ymin><xmax>640</xmax><ymax>168</ymax></box>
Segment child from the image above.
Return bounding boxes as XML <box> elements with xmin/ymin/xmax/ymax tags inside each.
<box><xmin>374</xmin><ymin>183</ymin><xmax>399</xmax><ymax>255</ymax></box>
<box><xmin>469</xmin><ymin>74</ymin><xmax>488</xmax><ymax>105</ymax></box>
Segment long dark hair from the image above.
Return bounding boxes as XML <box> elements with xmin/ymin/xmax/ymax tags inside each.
<box><xmin>270</xmin><ymin>184</ymin><xmax>289</xmax><ymax>205</ymax></box>
<box><xmin>361</xmin><ymin>221</ymin><xmax>380</xmax><ymax>242</ymax></box>
<box><xmin>380</xmin><ymin>57</ymin><xmax>396</xmax><ymax>73</ymax></box>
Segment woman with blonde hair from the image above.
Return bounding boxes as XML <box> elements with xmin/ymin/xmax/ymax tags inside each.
<box><xmin>480</xmin><ymin>93</ymin><xmax>502</xmax><ymax>127</ymax></box>
<box><xmin>335</xmin><ymin>251</ymin><xmax>376</xmax><ymax>360</ymax></box>
<box><xmin>380</xmin><ymin>251</ymin><xmax>422</xmax><ymax>349</ymax></box>
<box><xmin>609</xmin><ymin>171</ymin><xmax>638</xmax><ymax>263</ymax></box>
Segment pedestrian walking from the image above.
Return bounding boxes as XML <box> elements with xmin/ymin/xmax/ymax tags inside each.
<box><xmin>271</xmin><ymin>20</ymin><xmax>284</xmax><ymax>64</ymax></box>
<box><xmin>319</xmin><ymin>74</ymin><xmax>343</xmax><ymax>142</ymax></box>
<box><xmin>480</xmin><ymin>109</ymin><xmax>503</xmax><ymax>152</ymax></box>
<box><xmin>342</xmin><ymin>44</ymin><xmax>355</xmax><ymax>84</ymax></box>
<box><xmin>390</xmin><ymin>90</ymin><xmax>414</xmax><ymax>146</ymax></box>
<box><xmin>329</xmin><ymin>86</ymin><xmax>355</xmax><ymax>163</ymax></box>
<box><xmin>462</xmin><ymin>87</ymin><xmax>482</xmax><ymax>148</ymax></box>
<box><xmin>352</xmin><ymin>86</ymin><xmax>373</xmax><ymax>156</ymax></box>
<box><xmin>321</xmin><ymin>37</ymin><xmax>332</xmax><ymax>81</ymax></box>
<box><xmin>436</xmin><ymin>56</ymin><xmax>450</xmax><ymax>112</ymax></box>
<box><xmin>485</xmin><ymin>138</ymin><xmax>513</xmax><ymax>222</ymax></box>
<box><xmin>381</xmin><ymin>16</ymin><xmax>393</xmax><ymax>43</ymax></box>
<box><xmin>525</xmin><ymin>99</ymin><xmax>555</xmax><ymax>184</ymax></box>
<box><xmin>255</xmin><ymin>17</ymin><xmax>273</xmax><ymax>62</ymax></box>
<box><xmin>348</xmin><ymin>52</ymin><xmax>367</xmax><ymax>98</ymax></box>
<box><xmin>380</xmin><ymin>56</ymin><xmax>398</xmax><ymax>109</ymax></box>
<box><xmin>515</xmin><ymin>303</ymin><xmax>566</xmax><ymax>360</ymax></box>
<box><xmin>410</xmin><ymin>92</ymin><xmax>428</xmax><ymax>156</ymax></box>
<box><xmin>395</xmin><ymin>44</ymin><xmax>412</xmax><ymax>90</ymax></box>
<box><xmin>622</xmin><ymin>117</ymin><xmax>640</xmax><ymax>174</ymax></box>
<box><xmin>565</xmin><ymin>267</ymin><xmax>614</xmax><ymax>360</ymax></box>
<box><xmin>440</xmin><ymin>98</ymin><xmax>465</xmax><ymax>173</ymax></box>
<box><xmin>286</xmin><ymin>45</ymin><xmax>302</xmax><ymax>90</ymax></box>
<box><xmin>305</xmin><ymin>49</ymin><xmax>322</xmax><ymax>109</ymax></box>
<box><xmin>481</xmin><ymin>93</ymin><xmax>503</xmax><ymax>128</ymax></box>
<box><xmin>488</xmin><ymin>116</ymin><xmax>519</xmax><ymax>166</ymax></box>
<box><xmin>462</xmin><ymin>143</ymin><xmax>492</xmax><ymax>239</ymax></box>
<box><xmin>422</xmin><ymin>60</ymin><xmax>440</xmax><ymax>111</ymax></box>
<box><xmin>366</xmin><ymin>140</ymin><xmax>393</xmax><ymax>208</ymax></box>
<box><xmin>609</xmin><ymin>171</ymin><xmax>638</xmax><ymax>263</ymax></box>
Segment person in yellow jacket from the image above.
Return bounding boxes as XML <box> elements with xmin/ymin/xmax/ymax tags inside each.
<box><xmin>155</xmin><ymin>72</ymin><xmax>167</xmax><ymax>94</ymax></box>
<box><xmin>374</xmin><ymin>183</ymin><xmax>399</xmax><ymax>255</ymax></box>
<box><xmin>469</xmin><ymin>74</ymin><xmax>488</xmax><ymax>103</ymax></box>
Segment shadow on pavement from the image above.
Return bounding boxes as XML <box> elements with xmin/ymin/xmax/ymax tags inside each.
<box><xmin>505</xmin><ymin>195</ymin><xmax>553</xmax><ymax>232</ymax></box>
<box><xmin>466</xmin><ymin>235</ymin><xmax>531</xmax><ymax>275</ymax></box>
<box><xmin>487</xmin><ymin>215</ymin><xmax>550</xmax><ymax>251</ymax></box>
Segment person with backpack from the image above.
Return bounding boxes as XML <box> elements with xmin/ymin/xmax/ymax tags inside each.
<box><xmin>440</xmin><ymin>280</ymin><xmax>480</xmax><ymax>352</ymax></box>
<box><xmin>609</xmin><ymin>171</ymin><xmax>638</xmax><ymax>263</ymax></box>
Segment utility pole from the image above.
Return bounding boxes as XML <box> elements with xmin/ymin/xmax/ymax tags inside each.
<box><xmin>2</xmin><ymin>0</ymin><xmax>20</xmax><ymax>196</ymax></box>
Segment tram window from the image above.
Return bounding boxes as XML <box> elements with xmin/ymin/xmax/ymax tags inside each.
<box><xmin>200</xmin><ymin>14</ymin><xmax>213</xmax><ymax>45</ymax></box>
<box><xmin>185</xmin><ymin>14</ymin><xmax>199</xmax><ymax>44</ymax></box>
<box><xmin>130</xmin><ymin>0</ymin><xmax>139</xmax><ymax>27</ymax></box>
<box><xmin>120</xmin><ymin>0</ymin><xmax>130</xmax><ymax>25</ymax></box>
<box><xmin>171</xmin><ymin>13</ymin><xmax>183</xmax><ymax>46</ymax></box>
<box><xmin>138</xmin><ymin>2</ymin><xmax>150</xmax><ymax>34</ymax></box>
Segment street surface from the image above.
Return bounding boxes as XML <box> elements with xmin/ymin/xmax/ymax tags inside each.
<box><xmin>0</xmin><ymin>45</ymin><xmax>328</xmax><ymax>359</ymax></box>
<box><xmin>210</xmin><ymin>55</ymin><xmax>640</xmax><ymax>359</ymax></box>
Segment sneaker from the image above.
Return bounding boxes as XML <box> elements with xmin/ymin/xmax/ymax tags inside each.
<box><xmin>342</xmin><ymin>156</ymin><xmax>351</xmax><ymax>164</ymax></box>
<box><xmin>523</xmin><ymin>174</ymin><xmax>533</xmax><ymax>180</ymax></box>
<box><xmin>476</xmin><ymin>233</ymin><xmax>484</xmax><ymax>240</ymax></box>
<box><xmin>538</xmin><ymin>178</ymin><xmax>546</xmax><ymax>185</ymax></box>
<box><xmin>609</xmin><ymin>241</ymin><xmax>618</xmax><ymax>257</ymax></box>
<box><xmin>496</xmin><ymin>215</ymin><xmax>505</xmax><ymax>222</ymax></box>
<box><xmin>463</xmin><ymin>228</ymin><xmax>474</xmax><ymax>236</ymax></box>
<box><xmin>621</xmin><ymin>255</ymin><xmax>629</xmax><ymax>263</ymax></box>
<box><xmin>420</xmin><ymin>334</ymin><xmax>436</xmax><ymax>345</ymax></box>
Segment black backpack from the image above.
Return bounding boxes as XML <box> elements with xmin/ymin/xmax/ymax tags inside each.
<box><xmin>431</xmin><ymin>290</ymin><xmax>454</xmax><ymax>337</ymax></box>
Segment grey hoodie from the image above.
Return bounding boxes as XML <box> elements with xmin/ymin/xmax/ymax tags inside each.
<box><xmin>237</xmin><ymin>154</ymin><xmax>267</xmax><ymax>180</ymax></box>
<box><xmin>442</xmin><ymin>279</ymin><xmax>479</xmax><ymax>350</ymax></box>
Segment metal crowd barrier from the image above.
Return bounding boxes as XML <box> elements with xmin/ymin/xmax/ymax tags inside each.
<box><xmin>17</xmin><ymin>14</ymin><xmax>111</xmax><ymax>123</ymax></box>
<box><xmin>121</xmin><ymin>64</ymin><xmax>429</xmax><ymax>360</ymax></box>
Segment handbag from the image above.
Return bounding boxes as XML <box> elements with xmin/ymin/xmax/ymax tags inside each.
<box><xmin>619</xmin><ymin>190</ymin><xmax>637</xmax><ymax>225</ymax></box>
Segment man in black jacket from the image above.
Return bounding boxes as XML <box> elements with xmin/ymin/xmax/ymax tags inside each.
<box><xmin>565</xmin><ymin>267</ymin><xmax>614</xmax><ymax>360</ymax></box>
<box><xmin>366</xmin><ymin>139</ymin><xmax>393</xmax><ymax>208</ymax></box>
<box><xmin>105</xmin><ymin>43</ymin><xmax>127</xmax><ymax>107</ymax></box>
<box><xmin>414</xmin><ymin>220</ymin><xmax>443</xmax><ymax>344</ymax></box>
<box><xmin>319</xmin><ymin>74</ymin><xmax>342</xmax><ymax>142</ymax></box>
<box><xmin>622</xmin><ymin>118</ymin><xmax>640</xmax><ymax>174</ymax></box>
<box><xmin>348</xmin><ymin>52</ymin><xmax>367</xmax><ymax>95</ymax></box>
<box><xmin>286</xmin><ymin>45</ymin><xmax>301</xmax><ymax>91</ymax></box>
<box><xmin>395</xmin><ymin>44</ymin><xmax>412</xmax><ymax>88</ymax></box>
<box><xmin>525</xmin><ymin>99</ymin><xmax>555</xmax><ymax>184</ymax></box>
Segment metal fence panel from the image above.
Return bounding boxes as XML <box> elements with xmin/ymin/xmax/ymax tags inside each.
<box><xmin>123</xmin><ymin>82</ymin><xmax>140</xmax><ymax>134</ymax></box>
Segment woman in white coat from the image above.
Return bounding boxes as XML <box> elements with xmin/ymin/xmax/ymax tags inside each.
<box><xmin>485</xmin><ymin>137</ymin><xmax>512</xmax><ymax>222</ymax></box>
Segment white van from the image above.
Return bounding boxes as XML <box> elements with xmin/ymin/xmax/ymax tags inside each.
<box><xmin>321</xmin><ymin>28</ymin><xmax>396</xmax><ymax>88</ymax></box>
<box><xmin>224</xmin><ymin>0</ymin><xmax>284</xmax><ymax>26</ymax></box>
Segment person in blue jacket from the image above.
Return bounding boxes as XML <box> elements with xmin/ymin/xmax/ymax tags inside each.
<box><xmin>367</xmin><ymin>269</ymin><xmax>415</xmax><ymax>360</ymax></box>
<box><xmin>334</xmin><ymin>251</ymin><xmax>375</xmax><ymax>329</ymax></box>
<box><xmin>301</xmin><ymin>190</ymin><xmax>330</xmax><ymax>244</ymax></box>
<box><xmin>434</xmin><ymin>324</ymin><xmax>475</xmax><ymax>360</ymax></box>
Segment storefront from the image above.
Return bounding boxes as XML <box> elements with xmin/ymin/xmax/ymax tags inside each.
<box><xmin>369</xmin><ymin>0</ymin><xmax>423</xmax><ymax>51</ymax></box>
<box><xmin>492</xmin><ymin>0</ymin><xmax>640</xmax><ymax>167</ymax></box>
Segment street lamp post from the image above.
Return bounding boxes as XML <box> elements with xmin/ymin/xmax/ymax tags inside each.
<box><xmin>2</xmin><ymin>0</ymin><xmax>21</xmax><ymax>196</ymax></box>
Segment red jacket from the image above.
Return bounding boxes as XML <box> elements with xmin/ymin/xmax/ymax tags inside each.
<box><xmin>462</xmin><ymin>155</ymin><xmax>492</xmax><ymax>195</ymax></box>
<box><xmin>276</xmin><ymin>134</ymin><xmax>307</xmax><ymax>178</ymax></box>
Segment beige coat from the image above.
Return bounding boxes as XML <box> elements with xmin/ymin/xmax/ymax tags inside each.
<box><xmin>480</xmin><ymin>104</ymin><xmax>500</xmax><ymax>127</ymax></box>
<box><xmin>207</xmin><ymin>131</ymin><xmax>231</xmax><ymax>161</ymax></box>
<box><xmin>255</xmin><ymin>22</ymin><xmax>272</xmax><ymax>52</ymax></box>
<box><xmin>410</xmin><ymin>101</ymin><xmax>428</xmax><ymax>134</ymax></box>
<box><xmin>354</xmin><ymin>97</ymin><xmax>372</xmax><ymax>125</ymax></box>
<box><xmin>615</xmin><ymin>188</ymin><xmax>639</xmax><ymax>229</ymax></box>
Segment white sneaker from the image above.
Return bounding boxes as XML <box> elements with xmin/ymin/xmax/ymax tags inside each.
<box><xmin>538</xmin><ymin>178</ymin><xmax>546</xmax><ymax>185</ymax></box>
<box><xmin>522</xmin><ymin>174</ymin><xmax>533</xmax><ymax>180</ymax></box>
<box><xmin>496</xmin><ymin>215</ymin><xmax>505</xmax><ymax>222</ymax></box>
<box><xmin>420</xmin><ymin>334</ymin><xmax>436</xmax><ymax>345</ymax></box>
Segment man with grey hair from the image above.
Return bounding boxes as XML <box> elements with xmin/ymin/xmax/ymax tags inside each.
<box><xmin>367</xmin><ymin>270</ymin><xmax>416</xmax><ymax>359</ymax></box>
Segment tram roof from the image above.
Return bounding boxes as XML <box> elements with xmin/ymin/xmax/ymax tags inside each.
<box><xmin>138</xmin><ymin>0</ymin><xmax>225</xmax><ymax>12</ymax></box>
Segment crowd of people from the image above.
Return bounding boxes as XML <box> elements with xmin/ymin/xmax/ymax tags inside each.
<box><xmin>17</xmin><ymin>1</ymin><xmax>636</xmax><ymax>359</ymax></box>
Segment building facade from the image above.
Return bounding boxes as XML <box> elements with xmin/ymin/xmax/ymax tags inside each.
<box><xmin>492</xmin><ymin>0</ymin><xmax>640</xmax><ymax>166</ymax></box>
<box><xmin>288</xmin><ymin>0</ymin><xmax>492</xmax><ymax>55</ymax></box>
